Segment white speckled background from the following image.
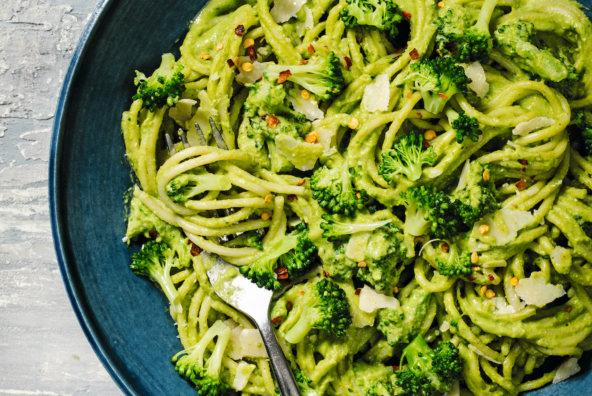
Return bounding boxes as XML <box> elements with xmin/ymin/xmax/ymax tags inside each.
<box><xmin>0</xmin><ymin>0</ymin><xmax>122</xmax><ymax>394</ymax></box>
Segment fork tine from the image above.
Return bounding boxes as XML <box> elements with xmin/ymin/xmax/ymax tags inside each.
<box><xmin>165</xmin><ymin>133</ymin><xmax>176</xmax><ymax>155</ymax></box>
<box><xmin>194</xmin><ymin>122</ymin><xmax>207</xmax><ymax>146</ymax></box>
<box><xmin>209</xmin><ymin>117</ymin><xmax>228</xmax><ymax>150</ymax></box>
<box><xmin>179</xmin><ymin>128</ymin><xmax>190</xmax><ymax>149</ymax></box>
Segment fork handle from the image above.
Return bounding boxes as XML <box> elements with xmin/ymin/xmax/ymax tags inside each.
<box><xmin>256</xmin><ymin>318</ymin><xmax>301</xmax><ymax>395</ymax></box>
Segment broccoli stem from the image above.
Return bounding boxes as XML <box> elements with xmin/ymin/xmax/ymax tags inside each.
<box><xmin>204</xmin><ymin>323</ymin><xmax>231</xmax><ymax>378</ymax></box>
<box><xmin>404</xmin><ymin>203</ymin><xmax>430</xmax><ymax>236</ymax></box>
<box><xmin>473</xmin><ymin>0</ymin><xmax>498</xmax><ymax>34</ymax></box>
<box><xmin>401</xmin><ymin>334</ymin><xmax>433</xmax><ymax>372</ymax></box>
<box><xmin>285</xmin><ymin>311</ymin><xmax>314</xmax><ymax>344</ymax></box>
<box><xmin>149</xmin><ymin>256</ymin><xmax>182</xmax><ymax>314</ymax></box>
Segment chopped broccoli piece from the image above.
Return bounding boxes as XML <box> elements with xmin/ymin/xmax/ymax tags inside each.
<box><xmin>240</xmin><ymin>224</ymin><xmax>317</xmax><ymax>290</ymax></box>
<box><xmin>569</xmin><ymin>110</ymin><xmax>592</xmax><ymax>157</ymax></box>
<box><xmin>436</xmin><ymin>243</ymin><xmax>472</xmax><ymax>276</ymax></box>
<box><xmin>172</xmin><ymin>320</ymin><xmax>231</xmax><ymax>396</ymax></box>
<box><xmin>165</xmin><ymin>168</ymin><xmax>232</xmax><ymax>204</ymax></box>
<box><xmin>318</xmin><ymin>241</ymin><xmax>359</xmax><ymax>280</ymax></box>
<box><xmin>406</xmin><ymin>56</ymin><xmax>472</xmax><ymax>114</ymax></box>
<box><xmin>320</xmin><ymin>214</ymin><xmax>393</xmax><ymax>241</ymax></box>
<box><xmin>379</xmin><ymin>131</ymin><xmax>437</xmax><ymax>182</ymax></box>
<box><xmin>223</xmin><ymin>231</ymin><xmax>263</xmax><ymax>250</ymax></box>
<box><xmin>266</xmin><ymin>52</ymin><xmax>345</xmax><ymax>100</ymax></box>
<box><xmin>353</xmin><ymin>362</ymin><xmax>394</xmax><ymax>396</ymax></box>
<box><xmin>339</xmin><ymin>0</ymin><xmax>403</xmax><ymax>38</ymax></box>
<box><xmin>131</xmin><ymin>241</ymin><xmax>182</xmax><ymax>314</ymax></box>
<box><xmin>244</xmin><ymin>77</ymin><xmax>307</xmax><ymax>122</ymax></box>
<box><xmin>549</xmin><ymin>61</ymin><xmax>580</xmax><ymax>99</ymax></box>
<box><xmin>446</xmin><ymin>108</ymin><xmax>482</xmax><ymax>144</ymax></box>
<box><xmin>311</xmin><ymin>159</ymin><xmax>366</xmax><ymax>217</ymax></box>
<box><xmin>395</xmin><ymin>335</ymin><xmax>462</xmax><ymax>396</ymax></box>
<box><xmin>400</xmin><ymin>186</ymin><xmax>465</xmax><ymax>239</ymax></box>
<box><xmin>284</xmin><ymin>278</ymin><xmax>352</xmax><ymax>343</ymax></box>
<box><xmin>132</xmin><ymin>53</ymin><xmax>186</xmax><ymax>112</ymax></box>
<box><xmin>494</xmin><ymin>21</ymin><xmax>570</xmax><ymax>82</ymax></box>
<box><xmin>435</xmin><ymin>0</ymin><xmax>499</xmax><ymax>63</ymax></box>
<box><xmin>452</xmin><ymin>162</ymin><xmax>499</xmax><ymax>226</ymax></box>
<box><xmin>294</xmin><ymin>371</ymin><xmax>320</xmax><ymax>396</ymax></box>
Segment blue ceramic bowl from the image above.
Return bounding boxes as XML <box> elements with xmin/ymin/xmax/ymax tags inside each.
<box><xmin>49</xmin><ymin>0</ymin><xmax>592</xmax><ymax>395</ymax></box>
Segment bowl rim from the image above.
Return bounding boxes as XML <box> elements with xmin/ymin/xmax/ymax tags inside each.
<box><xmin>48</xmin><ymin>0</ymin><xmax>134</xmax><ymax>394</ymax></box>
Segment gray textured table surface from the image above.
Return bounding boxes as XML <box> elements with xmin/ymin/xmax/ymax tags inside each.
<box><xmin>0</xmin><ymin>0</ymin><xmax>123</xmax><ymax>394</ymax></box>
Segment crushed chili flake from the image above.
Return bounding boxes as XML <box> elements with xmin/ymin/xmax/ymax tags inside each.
<box><xmin>395</xmin><ymin>46</ymin><xmax>408</xmax><ymax>54</ymax></box>
<box><xmin>445</xmin><ymin>42</ymin><xmax>457</xmax><ymax>54</ymax></box>
<box><xmin>190</xmin><ymin>243</ymin><xmax>201</xmax><ymax>256</ymax></box>
<box><xmin>465</xmin><ymin>276</ymin><xmax>476</xmax><ymax>281</ymax></box>
<box><xmin>441</xmin><ymin>242</ymin><xmax>450</xmax><ymax>253</ymax></box>
<box><xmin>299</xmin><ymin>59</ymin><xmax>309</xmax><ymax>65</ymax></box>
<box><xmin>409</xmin><ymin>48</ymin><xmax>420</xmax><ymax>60</ymax></box>
<box><xmin>288</xmin><ymin>194</ymin><xmax>298</xmax><ymax>201</ymax></box>
<box><xmin>515</xmin><ymin>179</ymin><xmax>526</xmax><ymax>190</ymax></box>
<box><xmin>267</xmin><ymin>114</ymin><xmax>279</xmax><ymax>128</ymax></box>
<box><xmin>235</xmin><ymin>25</ymin><xmax>245</xmax><ymax>36</ymax></box>
<box><xmin>287</xmin><ymin>301</ymin><xmax>293</xmax><ymax>311</ymax></box>
<box><xmin>417</xmin><ymin>112</ymin><xmax>423</xmax><ymax>118</ymax></box>
<box><xmin>407</xmin><ymin>93</ymin><xmax>412</xmax><ymax>99</ymax></box>
<box><xmin>271</xmin><ymin>316</ymin><xmax>283</xmax><ymax>325</ymax></box>
<box><xmin>402</xmin><ymin>11</ymin><xmax>412</xmax><ymax>19</ymax></box>
<box><xmin>296</xmin><ymin>179</ymin><xmax>305</xmax><ymax>186</ymax></box>
<box><xmin>354</xmin><ymin>288</ymin><xmax>361</xmax><ymax>296</ymax></box>
<box><xmin>300</xmin><ymin>291</ymin><xmax>305</xmax><ymax>296</ymax></box>
<box><xmin>323</xmin><ymin>270</ymin><xmax>329</xmax><ymax>278</ymax></box>
<box><xmin>518</xmin><ymin>159</ymin><xmax>529</xmax><ymax>165</ymax></box>
<box><xmin>423</xmin><ymin>140</ymin><xmax>430</xmax><ymax>149</ymax></box>
<box><xmin>234</xmin><ymin>67</ymin><xmax>240</xmax><ymax>75</ymax></box>
<box><xmin>567</xmin><ymin>306</ymin><xmax>573</xmax><ymax>313</ymax></box>
<box><xmin>308</xmin><ymin>44</ymin><xmax>315</xmax><ymax>54</ymax></box>
<box><xmin>488</xmin><ymin>274</ymin><xmax>495</xmax><ymax>281</ymax></box>
<box><xmin>392</xmin><ymin>366</ymin><xmax>400</xmax><ymax>370</ymax></box>
<box><xmin>257</xmin><ymin>76</ymin><xmax>263</xmax><ymax>82</ymax></box>
<box><xmin>275</xmin><ymin>266</ymin><xmax>289</xmax><ymax>280</ymax></box>
<box><xmin>344</xmin><ymin>56</ymin><xmax>352</xmax><ymax>70</ymax></box>
<box><xmin>148</xmin><ymin>230</ymin><xmax>159</xmax><ymax>239</ymax></box>
<box><xmin>226</xmin><ymin>59</ymin><xmax>235</xmax><ymax>68</ymax></box>
<box><xmin>521</xmin><ymin>167</ymin><xmax>526</xmax><ymax>172</ymax></box>
<box><xmin>278</xmin><ymin>70</ymin><xmax>292</xmax><ymax>83</ymax></box>
<box><xmin>247</xmin><ymin>46</ymin><xmax>258</xmax><ymax>61</ymax></box>
<box><xmin>438</xmin><ymin>92</ymin><xmax>448</xmax><ymax>99</ymax></box>
<box><xmin>530</xmin><ymin>175</ymin><xmax>536</xmax><ymax>180</ymax></box>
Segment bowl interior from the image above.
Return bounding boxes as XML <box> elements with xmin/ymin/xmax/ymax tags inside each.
<box><xmin>50</xmin><ymin>0</ymin><xmax>592</xmax><ymax>394</ymax></box>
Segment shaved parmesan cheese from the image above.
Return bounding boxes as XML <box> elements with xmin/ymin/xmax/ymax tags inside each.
<box><xmin>476</xmin><ymin>209</ymin><xmax>533</xmax><ymax>246</ymax></box>
<box><xmin>444</xmin><ymin>380</ymin><xmax>460</xmax><ymax>396</ymax></box>
<box><xmin>490</xmin><ymin>297</ymin><xmax>523</xmax><ymax>314</ymax></box>
<box><xmin>465</xmin><ymin>62</ymin><xmax>489</xmax><ymax>98</ymax></box>
<box><xmin>440</xmin><ymin>321</ymin><xmax>450</xmax><ymax>333</ymax></box>
<box><xmin>455</xmin><ymin>160</ymin><xmax>471</xmax><ymax>191</ymax></box>
<box><xmin>240</xmin><ymin>329</ymin><xmax>268</xmax><ymax>358</ymax></box>
<box><xmin>513</xmin><ymin>117</ymin><xmax>555</xmax><ymax>136</ymax></box>
<box><xmin>122</xmin><ymin>236</ymin><xmax>128</xmax><ymax>243</ymax></box>
<box><xmin>270</xmin><ymin>0</ymin><xmax>306</xmax><ymax>23</ymax></box>
<box><xmin>515</xmin><ymin>274</ymin><xmax>565</xmax><ymax>307</ymax></box>
<box><xmin>468</xmin><ymin>344</ymin><xmax>502</xmax><ymax>364</ymax></box>
<box><xmin>289</xmin><ymin>92</ymin><xmax>324</xmax><ymax>121</ymax></box>
<box><xmin>553</xmin><ymin>358</ymin><xmax>581</xmax><ymax>384</ymax></box>
<box><xmin>169</xmin><ymin>99</ymin><xmax>197</xmax><ymax>124</ymax></box>
<box><xmin>236</xmin><ymin>57</ymin><xmax>267</xmax><ymax>85</ymax></box>
<box><xmin>232</xmin><ymin>361</ymin><xmax>256</xmax><ymax>390</ymax></box>
<box><xmin>317</xmin><ymin>128</ymin><xmax>337</xmax><ymax>156</ymax></box>
<box><xmin>359</xmin><ymin>285</ymin><xmax>400</xmax><ymax>313</ymax></box>
<box><xmin>227</xmin><ymin>324</ymin><xmax>245</xmax><ymax>360</ymax></box>
<box><xmin>304</xmin><ymin>7</ymin><xmax>314</xmax><ymax>29</ymax></box>
<box><xmin>346</xmin><ymin>232</ymin><xmax>370</xmax><ymax>262</ymax></box>
<box><xmin>363</xmin><ymin>74</ymin><xmax>390</xmax><ymax>112</ymax></box>
<box><xmin>211</xmin><ymin>72</ymin><xmax>220</xmax><ymax>81</ymax></box>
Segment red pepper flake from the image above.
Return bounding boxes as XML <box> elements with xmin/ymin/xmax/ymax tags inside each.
<box><xmin>354</xmin><ymin>288</ymin><xmax>361</xmax><ymax>296</ymax></box>
<box><xmin>445</xmin><ymin>42</ymin><xmax>457</xmax><ymax>54</ymax></box>
<box><xmin>190</xmin><ymin>243</ymin><xmax>201</xmax><ymax>256</ymax></box>
<box><xmin>392</xmin><ymin>366</ymin><xmax>400</xmax><ymax>370</ymax></box>
<box><xmin>521</xmin><ymin>167</ymin><xmax>526</xmax><ymax>172</ymax></box>
<box><xmin>299</xmin><ymin>59</ymin><xmax>309</xmax><ymax>65</ymax></box>
<box><xmin>344</xmin><ymin>56</ymin><xmax>352</xmax><ymax>70</ymax></box>
<box><xmin>530</xmin><ymin>175</ymin><xmax>536</xmax><ymax>180</ymax></box>
<box><xmin>287</xmin><ymin>301</ymin><xmax>293</xmax><ymax>311</ymax></box>
<box><xmin>417</xmin><ymin>112</ymin><xmax>423</xmax><ymax>118</ymax></box>
<box><xmin>275</xmin><ymin>266</ymin><xmax>289</xmax><ymax>280</ymax></box>
<box><xmin>288</xmin><ymin>194</ymin><xmax>298</xmax><ymax>201</ymax></box>
<box><xmin>277</xmin><ymin>70</ymin><xmax>292</xmax><ymax>83</ymax></box>
<box><xmin>247</xmin><ymin>46</ymin><xmax>257</xmax><ymax>61</ymax></box>
<box><xmin>235</xmin><ymin>25</ymin><xmax>245</xmax><ymax>36</ymax></box>
<box><xmin>409</xmin><ymin>48</ymin><xmax>420</xmax><ymax>60</ymax></box>
<box><xmin>441</xmin><ymin>242</ymin><xmax>450</xmax><ymax>253</ymax></box>
<box><xmin>438</xmin><ymin>92</ymin><xmax>448</xmax><ymax>99</ymax></box>
<box><xmin>226</xmin><ymin>59</ymin><xmax>235</xmax><ymax>68</ymax></box>
<box><xmin>300</xmin><ymin>291</ymin><xmax>305</xmax><ymax>296</ymax></box>
<box><xmin>515</xmin><ymin>179</ymin><xmax>526</xmax><ymax>190</ymax></box>
<box><xmin>423</xmin><ymin>140</ymin><xmax>430</xmax><ymax>149</ymax></box>
<box><xmin>308</xmin><ymin>44</ymin><xmax>315</xmax><ymax>54</ymax></box>
<box><xmin>267</xmin><ymin>114</ymin><xmax>279</xmax><ymax>128</ymax></box>
<box><xmin>395</xmin><ymin>46</ymin><xmax>408</xmax><ymax>54</ymax></box>
<box><xmin>257</xmin><ymin>76</ymin><xmax>263</xmax><ymax>82</ymax></box>
<box><xmin>465</xmin><ymin>276</ymin><xmax>476</xmax><ymax>281</ymax></box>
<box><xmin>148</xmin><ymin>230</ymin><xmax>159</xmax><ymax>239</ymax></box>
<box><xmin>567</xmin><ymin>306</ymin><xmax>572</xmax><ymax>313</ymax></box>
<box><xmin>518</xmin><ymin>159</ymin><xmax>529</xmax><ymax>165</ymax></box>
<box><xmin>271</xmin><ymin>316</ymin><xmax>283</xmax><ymax>325</ymax></box>
<box><xmin>488</xmin><ymin>274</ymin><xmax>495</xmax><ymax>281</ymax></box>
<box><xmin>402</xmin><ymin>11</ymin><xmax>412</xmax><ymax>19</ymax></box>
<box><xmin>407</xmin><ymin>93</ymin><xmax>412</xmax><ymax>99</ymax></box>
<box><xmin>323</xmin><ymin>270</ymin><xmax>329</xmax><ymax>278</ymax></box>
<box><xmin>234</xmin><ymin>67</ymin><xmax>240</xmax><ymax>75</ymax></box>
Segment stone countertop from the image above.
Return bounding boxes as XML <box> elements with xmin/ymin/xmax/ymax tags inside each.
<box><xmin>0</xmin><ymin>0</ymin><xmax>122</xmax><ymax>394</ymax></box>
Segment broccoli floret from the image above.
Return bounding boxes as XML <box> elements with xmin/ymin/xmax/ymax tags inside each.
<box><xmin>353</xmin><ymin>362</ymin><xmax>394</xmax><ymax>396</ymax></box>
<box><xmin>172</xmin><ymin>320</ymin><xmax>231</xmax><ymax>396</ymax></box>
<box><xmin>436</xmin><ymin>243</ymin><xmax>472</xmax><ymax>276</ymax></box>
<box><xmin>549</xmin><ymin>61</ymin><xmax>580</xmax><ymax>99</ymax></box>
<box><xmin>131</xmin><ymin>241</ymin><xmax>182</xmax><ymax>314</ymax></box>
<box><xmin>569</xmin><ymin>110</ymin><xmax>592</xmax><ymax>157</ymax></box>
<box><xmin>319</xmin><ymin>241</ymin><xmax>359</xmax><ymax>280</ymax></box>
<box><xmin>406</xmin><ymin>56</ymin><xmax>472</xmax><ymax>114</ymax></box>
<box><xmin>240</xmin><ymin>225</ymin><xmax>317</xmax><ymax>290</ymax></box>
<box><xmin>356</xmin><ymin>224</ymin><xmax>409</xmax><ymax>291</ymax></box>
<box><xmin>435</xmin><ymin>0</ymin><xmax>499</xmax><ymax>63</ymax></box>
<box><xmin>244</xmin><ymin>77</ymin><xmax>307</xmax><ymax>122</ymax></box>
<box><xmin>379</xmin><ymin>131</ymin><xmax>437</xmax><ymax>182</ymax></box>
<box><xmin>266</xmin><ymin>52</ymin><xmax>344</xmax><ymax>100</ymax></box>
<box><xmin>494</xmin><ymin>21</ymin><xmax>571</xmax><ymax>82</ymax></box>
<box><xmin>311</xmin><ymin>159</ymin><xmax>366</xmax><ymax>217</ymax></box>
<box><xmin>320</xmin><ymin>214</ymin><xmax>393</xmax><ymax>241</ymax></box>
<box><xmin>294</xmin><ymin>371</ymin><xmax>320</xmax><ymax>396</ymax></box>
<box><xmin>284</xmin><ymin>278</ymin><xmax>352</xmax><ymax>343</ymax></box>
<box><xmin>165</xmin><ymin>168</ymin><xmax>232</xmax><ymax>204</ymax></box>
<box><xmin>339</xmin><ymin>0</ymin><xmax>403</xmax><ymax>38</ymax></box>
<box><xmin>400</xmin><ymin>186</ymin><xmax>465</xmax><ymax>239</ymax></box>
<box><xmin>377</xmin><ymin>285</ymin><xmax>431</xmax><ymax>346</ymax></box>
<box><xmin>223</xmin><ymin>231</ymin><xmax>263</xmax><ymax>250</ymax></box>
<box><xmin>132</xmin><ymin>53</ymin><xmax>186</xmax><ymax>112</ymax></box>
<box><xmin>395</xmin><ymin>335</ymin><xmax>462</xmax><ymax>396</ymax></box>
<box><xmin>446</xmin><ymin>108</ymin><xmax>482</xmax><ymax>144</ymax></box>
<box><xmin>452</xmin><ymin>162</ymin><xmax>499</xmax><ymax>226</ymax></box>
